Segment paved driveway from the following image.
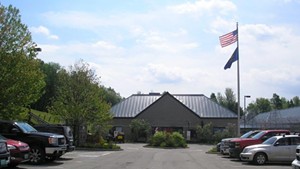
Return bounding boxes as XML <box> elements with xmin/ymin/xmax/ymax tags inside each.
<box><xmin>18</xmin><ymin>143</ymin><xmax>292</xmax><ymax>169</ymax></box>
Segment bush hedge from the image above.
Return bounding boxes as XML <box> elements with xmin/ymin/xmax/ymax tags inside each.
<box><xmin>149</xmin><ymin>131</ymin><xmax>187</xmax><ymax>148</ymax></box>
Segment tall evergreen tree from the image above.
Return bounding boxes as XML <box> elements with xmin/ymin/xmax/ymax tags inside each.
<box><xmin>270</xmin><ymin>93</ymin><xmax>282</xmax><ymax>110</ymax></box>
<box><xmin>210</xmin><ymin>93</ymin><xmax>218</xmax><ymax>103</ymax></box>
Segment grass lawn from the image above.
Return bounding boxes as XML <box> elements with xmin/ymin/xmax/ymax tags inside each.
<box><xmin>29</xmin><ymin>109</ymin><xmax>62</xmax><ymax>124</ymax></box>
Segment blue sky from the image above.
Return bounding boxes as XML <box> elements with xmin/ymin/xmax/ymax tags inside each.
<box><xmin>2</xmin><ymin>0</ymin><xmax>300</xmax><ymax>106</ymax></box>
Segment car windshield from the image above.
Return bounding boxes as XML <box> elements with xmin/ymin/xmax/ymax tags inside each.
<box><xmin>262</xmin><ymin>137</ymin><xmax>277</xmax><ymax>145</ymax></box>
<box><xmin>251</xmin><ymin>131</ymin><xmax>266</xmax><ymax>139</ymax></box>
<box><xmin>16</xmin><ymin>122</ymin><xmax>38</xmax><ymax>133</ymax></box>
<box><xmin>241</xmin><ymin>131</ymin><xmax>258</xmax><ymax>138</ymax></box>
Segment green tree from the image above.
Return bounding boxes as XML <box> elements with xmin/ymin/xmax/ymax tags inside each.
<box><xmin>196</xmin><ymin>122</ymin><xmax>213</xmax><ymax>143</ymax></box>
<box><xmin>129</xmin><ymin>119</ymin><xmax>151</xmax><ymax>142</ymax></box>
<box><xmin>270</xmin><ymin>93</ymin><xmax>282</xmax><ymax>110</ymax></box>
<box><xmin>281</xmin><ymin>97</ymin><xmax>290</xmax><ymax>109</ymax></box>
<box><xmin>224</xmin><ymin>88</ymin><xmax>236</xmax><ymax>112</ymax></box>
<box><xmin>0</xmin><ymin>4</ymin><xmax>45</xmax><ymax>119</ymax></box>
<box><xmin>214</xmin><ymin>123</ymin><xmax>236</xmax><ymax>142</ymax></box>
<box><xmin>217</xmin><ymin>92</ymin><xmax>225</xmax><ymax>106</ymax></box>
<box><xmin>247</xmin><ymin>98</ymin><xmax>271</xmax><ymax>115</ymax></box>
<box><xmin>0</xmin><ymin>4</ymin><xmax>38</xmax><ymax>57</ymax></box>
<box><xmin>30</xmin><ymin>62</ymin><xmax>61</xmax><ymax>112</ymax></box>
<box><xmin>217</xmin><ymin>88</ymin><xmax>240</xmax><ymax>114</ymax></box>
<box><xmin>256</xmin><ymin>98</ymin><xmax>272</xmax><ymax>113</ymax></box>
<box><xmin>49</xmin><ymin>61</ymin><xmax>112</xmax><ymax>146</ymax></box>
<box><xmin>292</xmin><ymin>96</ymin><xmax>300</xmax><ymax>106</ymax></box>
<box><xmin>210</xmin><ymin>93</ymin><xmax>218</xmax><ymax>103</ymax></box>
<box><xmin>101</xmin><ymin>87</ymin><xmax>123</xmax><ymax>106</ymax></box>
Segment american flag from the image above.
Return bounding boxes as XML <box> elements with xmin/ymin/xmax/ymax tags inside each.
<box><xmin>219</xmin><ymin>29</ymin><xmax>238</xmax><ymax>48</ymax></box>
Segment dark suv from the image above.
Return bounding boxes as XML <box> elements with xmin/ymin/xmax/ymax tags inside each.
<box><xmin>34</xmin><ymin>124</ymin><xmax>75</xmax><ymax>152</ymax></box>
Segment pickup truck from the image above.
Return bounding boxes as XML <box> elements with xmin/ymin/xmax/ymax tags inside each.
<box><xmin>0</xmin><ymin>120</ymin><xmax>67</xmax><ymax>164</ymax></box>
<box><xmin>228</xmin><ymin>130</ymin><xmax>290</xmax><ymax>158</ymax></box>
<box><xmin>219</xmin><ymin>130</ymin><xmax>260</xmax><ymax>155</ymax></box>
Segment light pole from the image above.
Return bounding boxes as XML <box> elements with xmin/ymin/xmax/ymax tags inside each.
<box><xmin>244</xmin><ymin>95</ymin><xmax>251</xmax><ymax>129</ymax></box>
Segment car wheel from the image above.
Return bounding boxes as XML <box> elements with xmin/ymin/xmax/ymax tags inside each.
<box><xmin>30</xmin><ymin>146</ymin><xmax>45</xmax><ymax>164</ymax></box>
<box><xmin>253</xmin><ymin>152</ymin><xmax>267</xmax><ymax>165</ymax></box>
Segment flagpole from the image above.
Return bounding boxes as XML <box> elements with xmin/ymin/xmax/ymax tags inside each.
<box><xmin>236</xmin><ymin>22</ymin><xmax>241</xmax><ymax>136</ymax></box>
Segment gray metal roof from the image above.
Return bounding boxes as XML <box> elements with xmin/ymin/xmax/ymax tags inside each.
<box><xmin>110</xmin><ymin>93</ymin><xmax>237</xmax><ymax>118</ymax></box>
<box><xmin>242</xmin><ymin>106</ymin><xmax>300</xmax><ymax>129</ymax></box>
<box><xmin>110</xmin><ymin>94</ymin><xmax>161</xmax><ymax>118</ymax></box>
<box><xmin>250</xmin><ymin>106</ymin><xmax>300</xmax><ymax>124</ymax></box>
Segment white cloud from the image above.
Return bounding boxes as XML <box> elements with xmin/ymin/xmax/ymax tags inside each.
<box><xmin>32</xmin><ymin>1</ymin><xmax>300</xmax><ymax>101</ymax></box>
<box><xmin>210</xmin><ymin>17</ymin><xmax>238</xmax><ymax>34</ymax></box>
<box><xmin>167</xmin><ymin>0</ymin><xmax>236</xmax><ymax>15</ymax></box>
<box><xmin>30</xmin><ymin>26</ymin><xmax>59</xmax><ymax>40</ymax></box>
<box><xmin>141</xmin><ymin>63</ymin><xmax>186</xmax><ymax>84</ymax></box>
<box><xmin>42</xmin><ymin>11</ymin><xmax>101</xmax><ymax>30</ymax></box>
<box><xmin>236</xmin><ymin>23</ymin><xmax>300</xmax><ymax>100</ymax></box>
<box><xmin>92</xmin><ymin>41</ymin><xmax>118</xmax><ymax>50</ymax></box>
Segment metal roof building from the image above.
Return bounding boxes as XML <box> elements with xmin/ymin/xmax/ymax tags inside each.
<box><xmin>243</xmin><ymin>106</ymin><xmax>300</xmax><ymax>131</ymax></box>
<box><xmin>111</xmin><ymin>93</ymin><xmax>237</xmax><ymax>118</ymax></box>
<box><xmin>110</xmin><ymin>92</ymin><xmax>238</xmax><ymax>141</ymax></box>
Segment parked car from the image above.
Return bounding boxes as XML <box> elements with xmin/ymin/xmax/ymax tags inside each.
<box><xmin>228</xmin><ymin>129</ymin><xmax>290</xmax><ymax>158</ymax></box>
<box><xmin>34</xmin><ymin>124</ymin><xmax>75</xmax><ymax>152</ymax></box>
<box><xmin>292</xmin><ymin>144</ymin><xmax>300</xmax><ymax>168</ymax></box>
<box><xmin>0</xmin><ymin>134</ymin><xmax>30</xmax><ymax>168</ymax></box>
<box><xmin>0</xmin><ymin>139</ymin><xmax>10</xmax><ymax>168</ymax></box>
<box><xmin>219</xmin><ymin>130</ymin><xmax>260</xmax><ymax>155</ymax></box>
<box><xmin>0</xmin><ymin>120</ymin><xmax>67</xmax><ymax>164</ymax></box>
<box><xmin>240</xmin><ymin>134</ymin><xmax>300</xmax><ymax>165</ymax></box>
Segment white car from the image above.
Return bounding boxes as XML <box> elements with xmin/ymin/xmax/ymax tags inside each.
<box><xmin>240</xmin><ymin>135</ymin><xmax>300</xmax><ymax>165</ymax></box>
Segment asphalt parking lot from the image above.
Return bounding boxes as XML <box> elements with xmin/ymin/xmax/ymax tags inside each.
<box><xmin>17</xmin><ymin>143</ymin><xmax>292</xmax><ymax>169</ymax></box>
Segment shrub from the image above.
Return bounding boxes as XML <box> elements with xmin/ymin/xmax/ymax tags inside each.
<box><xmin>196</xmin><ymin>122</ymin><xmax>237</xmax><ymax>144</ymax></box>
<box><xmin>129</xmin><ymin>119</ymin><xmax>151</xmax><ymax>142</ymax></box>
<box><xmin>196</xmin><ymin>122</ymin><xmax>213</xmax><ymax>143</ymax></box>
<box><xmin>171</xmin><ymin>132</ymin><xmax>187</xmax><ymax>147</ymax></box>
<box><xmin>150</xmin><ymin>131</ymin><xmax>187</xmax><ymax>148</ymax></box>
<box><xmin>150</xmin><ymin>131</ymin><xmax>166</xmax><ymax>146</ymax></box>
